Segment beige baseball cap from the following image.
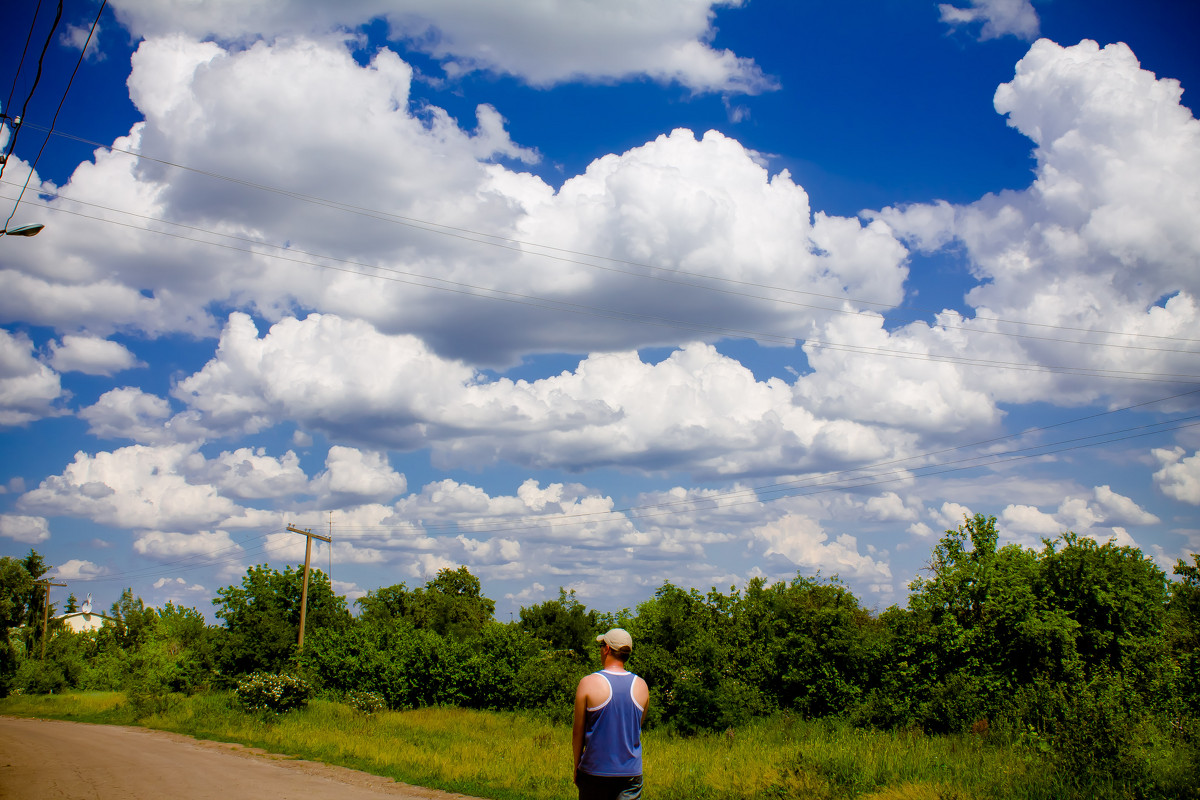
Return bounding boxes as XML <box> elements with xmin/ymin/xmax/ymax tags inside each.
<box><xmin>596</xmin><ymin>628</ymin><xmax>633</xmax><ymax>652</ymax></box>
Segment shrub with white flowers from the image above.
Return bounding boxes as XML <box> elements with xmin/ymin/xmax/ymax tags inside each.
<box><xmin>235</xmin><ymin>672</ymin><xmax>313</xmax><ymax>714</ymax></box>
<box><xmin>346</xmin><ymin>689</ymin><xmax>387</xmax><ymax>715</ymax></box>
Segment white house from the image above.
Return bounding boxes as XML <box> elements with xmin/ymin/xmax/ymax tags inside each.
<box><xmin>57</xmin><ymin>594</ymin><xmax>114</xmax><ymax>633</ymax></box>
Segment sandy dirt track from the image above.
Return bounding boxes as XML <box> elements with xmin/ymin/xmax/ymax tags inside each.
<box><xmin>0</xmin><ymin>716</ymin><xmax>485</xmax><ymax>800</ymax></box>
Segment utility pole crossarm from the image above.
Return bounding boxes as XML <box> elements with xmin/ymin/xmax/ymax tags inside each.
<box><xmin>285</xmin><ymin>524</ymin><xmax>332</xmax><ymax>651</ymax></box>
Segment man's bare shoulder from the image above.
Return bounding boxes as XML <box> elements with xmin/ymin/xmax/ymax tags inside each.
<box><xmin>576</xmin><ymin>671</ymin><xmax>610</xmax><ymax>706</ymax></box>
<box><xmin>632</xmin><ymin>675</ymin><xmax>650</xmax><ymax>705</ymax></box>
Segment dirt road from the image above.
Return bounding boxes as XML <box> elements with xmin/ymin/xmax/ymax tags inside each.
<box><xmin>0</xmin><ymin>716</ymin><xmax>483</xmax><ymax>800</ymax></box>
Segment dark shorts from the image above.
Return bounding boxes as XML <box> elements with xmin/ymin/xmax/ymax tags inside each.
<box><xmin>576</xmin><ymin>772</ymin><xmax>642</xmax><ymax>800</ymax></box>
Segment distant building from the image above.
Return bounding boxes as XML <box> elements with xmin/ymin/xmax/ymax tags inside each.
<box><xmin>56</xmin><ymin>594</ymin><xmax>114</xmax><ymax>633</ymax></box>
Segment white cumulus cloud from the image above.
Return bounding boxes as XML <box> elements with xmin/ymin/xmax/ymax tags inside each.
<box><xmin>0</xmin><ymin>329</ymin><xmax>66</xmax><ymax>426</ymax></box>
<box><xmin>0</xmin><ymin>514</ymin><xmax>51</xmax><ymax>543</ymax></box>
<box><xmin>873</xmin><ymin>39</ymin><xmax>1200</xmax><ymax>411</ymax></box>
<box><xmin>1153</xmin><ymin>447</ymin><xmax>1200</xmax><ymax>504</ymax></box>
<box><xmin>752</xmin><ymin>512</ymin><xmax>892</xmax><ymax>583</ymax></box>
<box><xmin>48</xmin><ymin>335</ymin><xmax>143</xmax><ymax>376</ymax></box>
<box><xmin>53</xmin><ymin>559</ymin><xmax>107</xmax><ymax>579</ymax></box>
<box><xmin>109</xmin><ymin>0</ymin><xmax>773</xmax><ymax>94</ymax></box>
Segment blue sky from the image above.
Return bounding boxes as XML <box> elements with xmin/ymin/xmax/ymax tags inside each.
<box><xmin>2</xmin><ymin>0</ymin><xmax>1198</xmax><ymax>620</ymax></box>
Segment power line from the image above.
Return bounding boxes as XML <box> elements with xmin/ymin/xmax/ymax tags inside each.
<box><xmin>6</xmin><ymin>185</ymin><xmax>1200</xmax><ymax>383</ymax></box>
<box><xmin>324</xmin><ymin>397</ymin><xmax>1200</xmax><ymax>537</ymax></box>
<box><xmin>59</xmin><ymin>399</ymin><xmax>1198</xmax><ymax>587</ymax></box>
<box><xmin>23</xmin><ymin>122</ymin><xmax>1200</xmax><ymax>347</ymax></box>
<box><xmin>3</xmin><ymin>0</ymin><xmax>105</xmax><ymax>232</ymax></box>
<box><xmin>2</xmin><ymin>0</ymin><xmax>44</xmax><ymax>119</ymax></box>
<box><xmin>0</xmin><ymin>0</ymin><xmax>61</xmax><ymax>188</ymax></box>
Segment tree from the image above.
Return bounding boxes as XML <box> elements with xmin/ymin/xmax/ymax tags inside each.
<box><xmin>101</xmin><ymin>588</ymin><xmax>158</xmax><ymax>651</ymax></box>
<box><xmin>0</xmin><ymin>554</ymin><xmax>37</xmax><ymax>694</ymax></box>
<box><xmin>1038</xmin><ymin>532</ymin><xmax>1167</xmax><ymax>679</ymax></box>
<box><xmin>897</xmin><ymin>515</ymin><xmax>1081</xmax><ymax>731</ymax></box>
<box><xmin>213</xmin><ymin>564</ymin><xmax>350</xmax><ymax>676</ymax></box>
<box><xmin>356</xmin><ymin>567</ymin><xmax>494</xmax><ymax>640</ymax></box>
<box><xmin>736</xmin><ymin>574</ymin><xmax>883</xmax><ymax>718</ymax></box>
<box><xmin>518</xmin><ymin>588</ymin><xmax>600</xmax><ymax>656</ymax></box>
<box><xmin>1165</xmin><ymin>554</ymin><xmax>1200</xmax><ymax>716</ymax></box>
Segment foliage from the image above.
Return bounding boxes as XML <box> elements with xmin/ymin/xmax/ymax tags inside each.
<box><xmin>518</xmin><ymin>587</ymin><xmax>601</xmax><ymax>656</ymax></box>
<box><xmin>0</xmin><ymin>550</ymin><xmax>55</xmax><ymax>694</ymax></box>
<box><xmin>356</xmin><ymin>566</ymin><xmax>496</xmax><ymax>640</ymax></box>
<box><xmin>345</xmin><ymin>689</ymin><xmax>387</xmax><ymax>714</ymax></box>
<box><xmin>11</xmin><ymin>693</ymin><xmax>1199</xmax><ymax>800</ymax></box>
<box><xmin>1038</xmin><ymin>532</ymin><xmax>1168</xmax><ymax>680</ymax></box>
<box><xmin>213</xmin><ymin>564</ymin><xmax>351</xmax><ymax>676</ymax></box>
<box><xmin>2</xmin><ymin>522</ymin><xmax>1196</xmax><ymax>793</ymax></box>
<box><xmin>235</xmin><ymin>671</ymin><xmax>314</xmax><ymax>714</ymax></box>
<box><xmin>300</xmin><ymin>617</ymin><xmax>543</xmax><ymax>713</ymax></box>
<box><xmin>1167</xmin><ymin>554</ymin><xmax>1200</xmax><ymax>719</ymax></box>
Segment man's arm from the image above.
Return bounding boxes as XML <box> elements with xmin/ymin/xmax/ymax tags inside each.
<box><xmin>571</xmin><ymin>676</ymin><xmax>590</xmax><ymax>782</ymax></box>
<box><xmin>633</xmin><ymin>676</ymin><xmax>650</xmax><ymax>725</ymax></box>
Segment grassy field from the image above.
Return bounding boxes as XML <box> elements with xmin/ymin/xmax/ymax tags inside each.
<box><xmin>0</xmin><ymin>692</ymin><xmax>1075</xmax><ymax>799</ymax></box>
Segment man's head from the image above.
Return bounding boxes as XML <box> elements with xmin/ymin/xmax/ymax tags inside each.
<box><xmin>596</xmin><ymin>628</ymin><xmax>633</xmax><ymax>662</ymax></box>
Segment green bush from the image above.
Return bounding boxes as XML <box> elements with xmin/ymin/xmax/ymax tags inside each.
<box><xmin>12</xmin><ymin>659</ymin><xmax>68</xmax><ymax>694</ymax></box>
<box><xmin>235</xmin><ymin>672</ymin><xmax>313</xmax><ymax>714</ymax></box>
<box><xmin>514</xmin><ymin>649</ymin><xmax>590</xmax><ymax>723</ymax></box>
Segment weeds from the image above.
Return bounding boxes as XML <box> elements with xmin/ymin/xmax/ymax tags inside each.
<box><xmin>2</xmin><ymin>693</ymin><xmax>1196</xmax><ymax>800</ymax></box>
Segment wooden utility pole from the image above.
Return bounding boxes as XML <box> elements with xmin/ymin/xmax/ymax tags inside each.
<box><xmin>286</xmin><ymin>524</ymin><xmax>331</xmax><ymax>651</ymax></box>
<box><xmin>37</xmin><ymin>578</ymin><xmax>66</xmax><ymax>659</ymax></box>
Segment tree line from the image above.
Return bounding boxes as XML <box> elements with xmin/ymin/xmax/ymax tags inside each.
<box><xmin>3</xmin><ymin>515</ymin><xmax>1198</xmax><ymax>758</ymax></box>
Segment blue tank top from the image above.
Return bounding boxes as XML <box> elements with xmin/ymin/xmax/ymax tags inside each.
<box><xmin>579</xmin><ymin>669</ymin><xmax>644</xmax><ymax>777</ymax></box>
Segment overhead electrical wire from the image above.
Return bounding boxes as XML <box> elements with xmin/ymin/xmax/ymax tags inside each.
<box><xmin>64</xmin><ymin>413</ymin><xmax>1200</xmax><ymax>587</ymax></box>
<box><xmin>0</xmin><ymin>0</ymin><xmax>61</xmax><ymax>188</ymax></box>
<box><xmin>2</xmin><ymin>0</ymin><xmax>44</xmax><ymax>123</ymax></box>
<box><xmin>63</xmin><ymin>534</ymin><xmax>277</xmax><ymax>584</ymax></box>
<box><xmin>63</xmin><ymin>388</ymin><xmax>1198</xmax><ymax>588</ymax></box>
<box><xmin>2</xmin><ymin>0</ymin><xmax>104</xmax><ymax>232</ymax></box>
<box><xmin>326</xmin><ymin>414</ymin><xmax>1200</xmax><ymax>539</ymax></box>
<box><xmin>21</xmin><ymin>122</ymin><xmax>1200</xmax><ymax>348</ymax></box>
<box><xmin>5</xmin><ymin>184</ymin><xmax>1199</xmax><ymax>384</ymax></box>
<box><xmin>10</xmin><ymin>27</ymin><xmax>1194</xmax><ymax>589</ymax></box>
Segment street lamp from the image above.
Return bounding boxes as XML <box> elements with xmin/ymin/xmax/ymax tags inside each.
<box><xmin>0</xmin><ymin>223</ymin><xmax>43</xmax><ymax>236</ymax></box>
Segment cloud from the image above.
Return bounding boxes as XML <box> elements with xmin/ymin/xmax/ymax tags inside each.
<box><xmin>60</xmin><ymin>22</ymin><xmax>106</xmax><ymax>61</ymax></box>
<box><xmin>751</xmin><ymin>512</ymin><xmax>892</xmax><ymax>582</ymax></box>
<box><xmin>53</xmin><ymin>559</ymin><xmax>107</xmax><ymax>579</ymax></box>
<box><xmin>999</xmin><ymin>503</ymin><xmax>1060</xmax><ymax>537</ymax></box>
<box><xmin>0</xmin><ymin>514</ymin><xmax>51</xmax><ymax>543</ymax></box>
<box><xmin>1092</xmin><ymin>485</ymin><xmax>1159</xmax><ymax>526</ymax></box>
<box><xmin>1153</xmin><ymin>447</ymin><xmax>1200</xmax><ymax>504</ymax></box>
<box><xmin>333</xmin><ymin>579</ymin><xmax>366</xmax><ymax>604</ymax></box>
<box><xmin>80</xmin><ymin>387</ymin><xmax>173</xmax><ymax>443</ymax></box>
<box><xmin>173</xmin><ymin>312</ymin><xmax>928</xmax><ymax>479</ymax></box>
<box><xmin>134</xmin><ymin>529</ymin><xmax>240</xmax><ymax>559</ymax></box>
<box><xmin>201</xmin><ymin>448</ymin><xmax>310</xmax><ymax>500</ymax></box>
<box><xmin>311</xmin><ymin>446</ymin><xmax>407</xmax><ymax>504</ymax></box>
<box><xmin>0</xmin><ymin>329</ymin><xmax>66</xmax><ymax>426</ymax></box>
<box><xmin>872</xmin><ymin>40</ymin><xmax>1200</xmax><ymax>410</ymax></box>
<box><xmin>863</xmin><ymin>492</ymin><xmax>920</xmax><ymax>523</ymax></box>
<box><xmin>939</xmin><ymin>0</ymin><xmax>1039</xmax><ymax>41</ymax></box>
<box><xmin>19</xmin><ymin>443</ymin><xmax>242</xmax><ymax>530</ymax></box>
<box><xmin>109</xmin><ymin>0</ymin><xmax>773</xmax><ymax>94</ymax></box>
<box><xmin>48</xmin><ymin>335</ymin><xmax>143</xmax><ymax>376</ymax></box>
<box><xmin>999</xmin><ymin>486</ymin><xmax>1158</xmax><ymax>541</ymax></box>
<box><xmin>10</xmin><ymin>29</ymin><xmax>901</xmax><ymax>367</ymax></box>
<box><xmin>152</xmin><ymin>576</ymin><xmax>207</xmax><ymax>593</ymax></box>
<box><xmin>930</xmin><ymin>502</ymin><xmax>974</xmax><ymax>531</ymax></box>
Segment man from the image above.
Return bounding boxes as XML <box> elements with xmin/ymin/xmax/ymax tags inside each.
<box><xmin>572</xmin><ymin>628</ymin><xmax>650</xmax><ymax>800</ymax></box>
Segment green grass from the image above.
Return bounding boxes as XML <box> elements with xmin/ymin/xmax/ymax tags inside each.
<box><xmin>0</xmin><ymin>692</ymin><xmax>1151</xmax><ymax>800</ymax></box>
